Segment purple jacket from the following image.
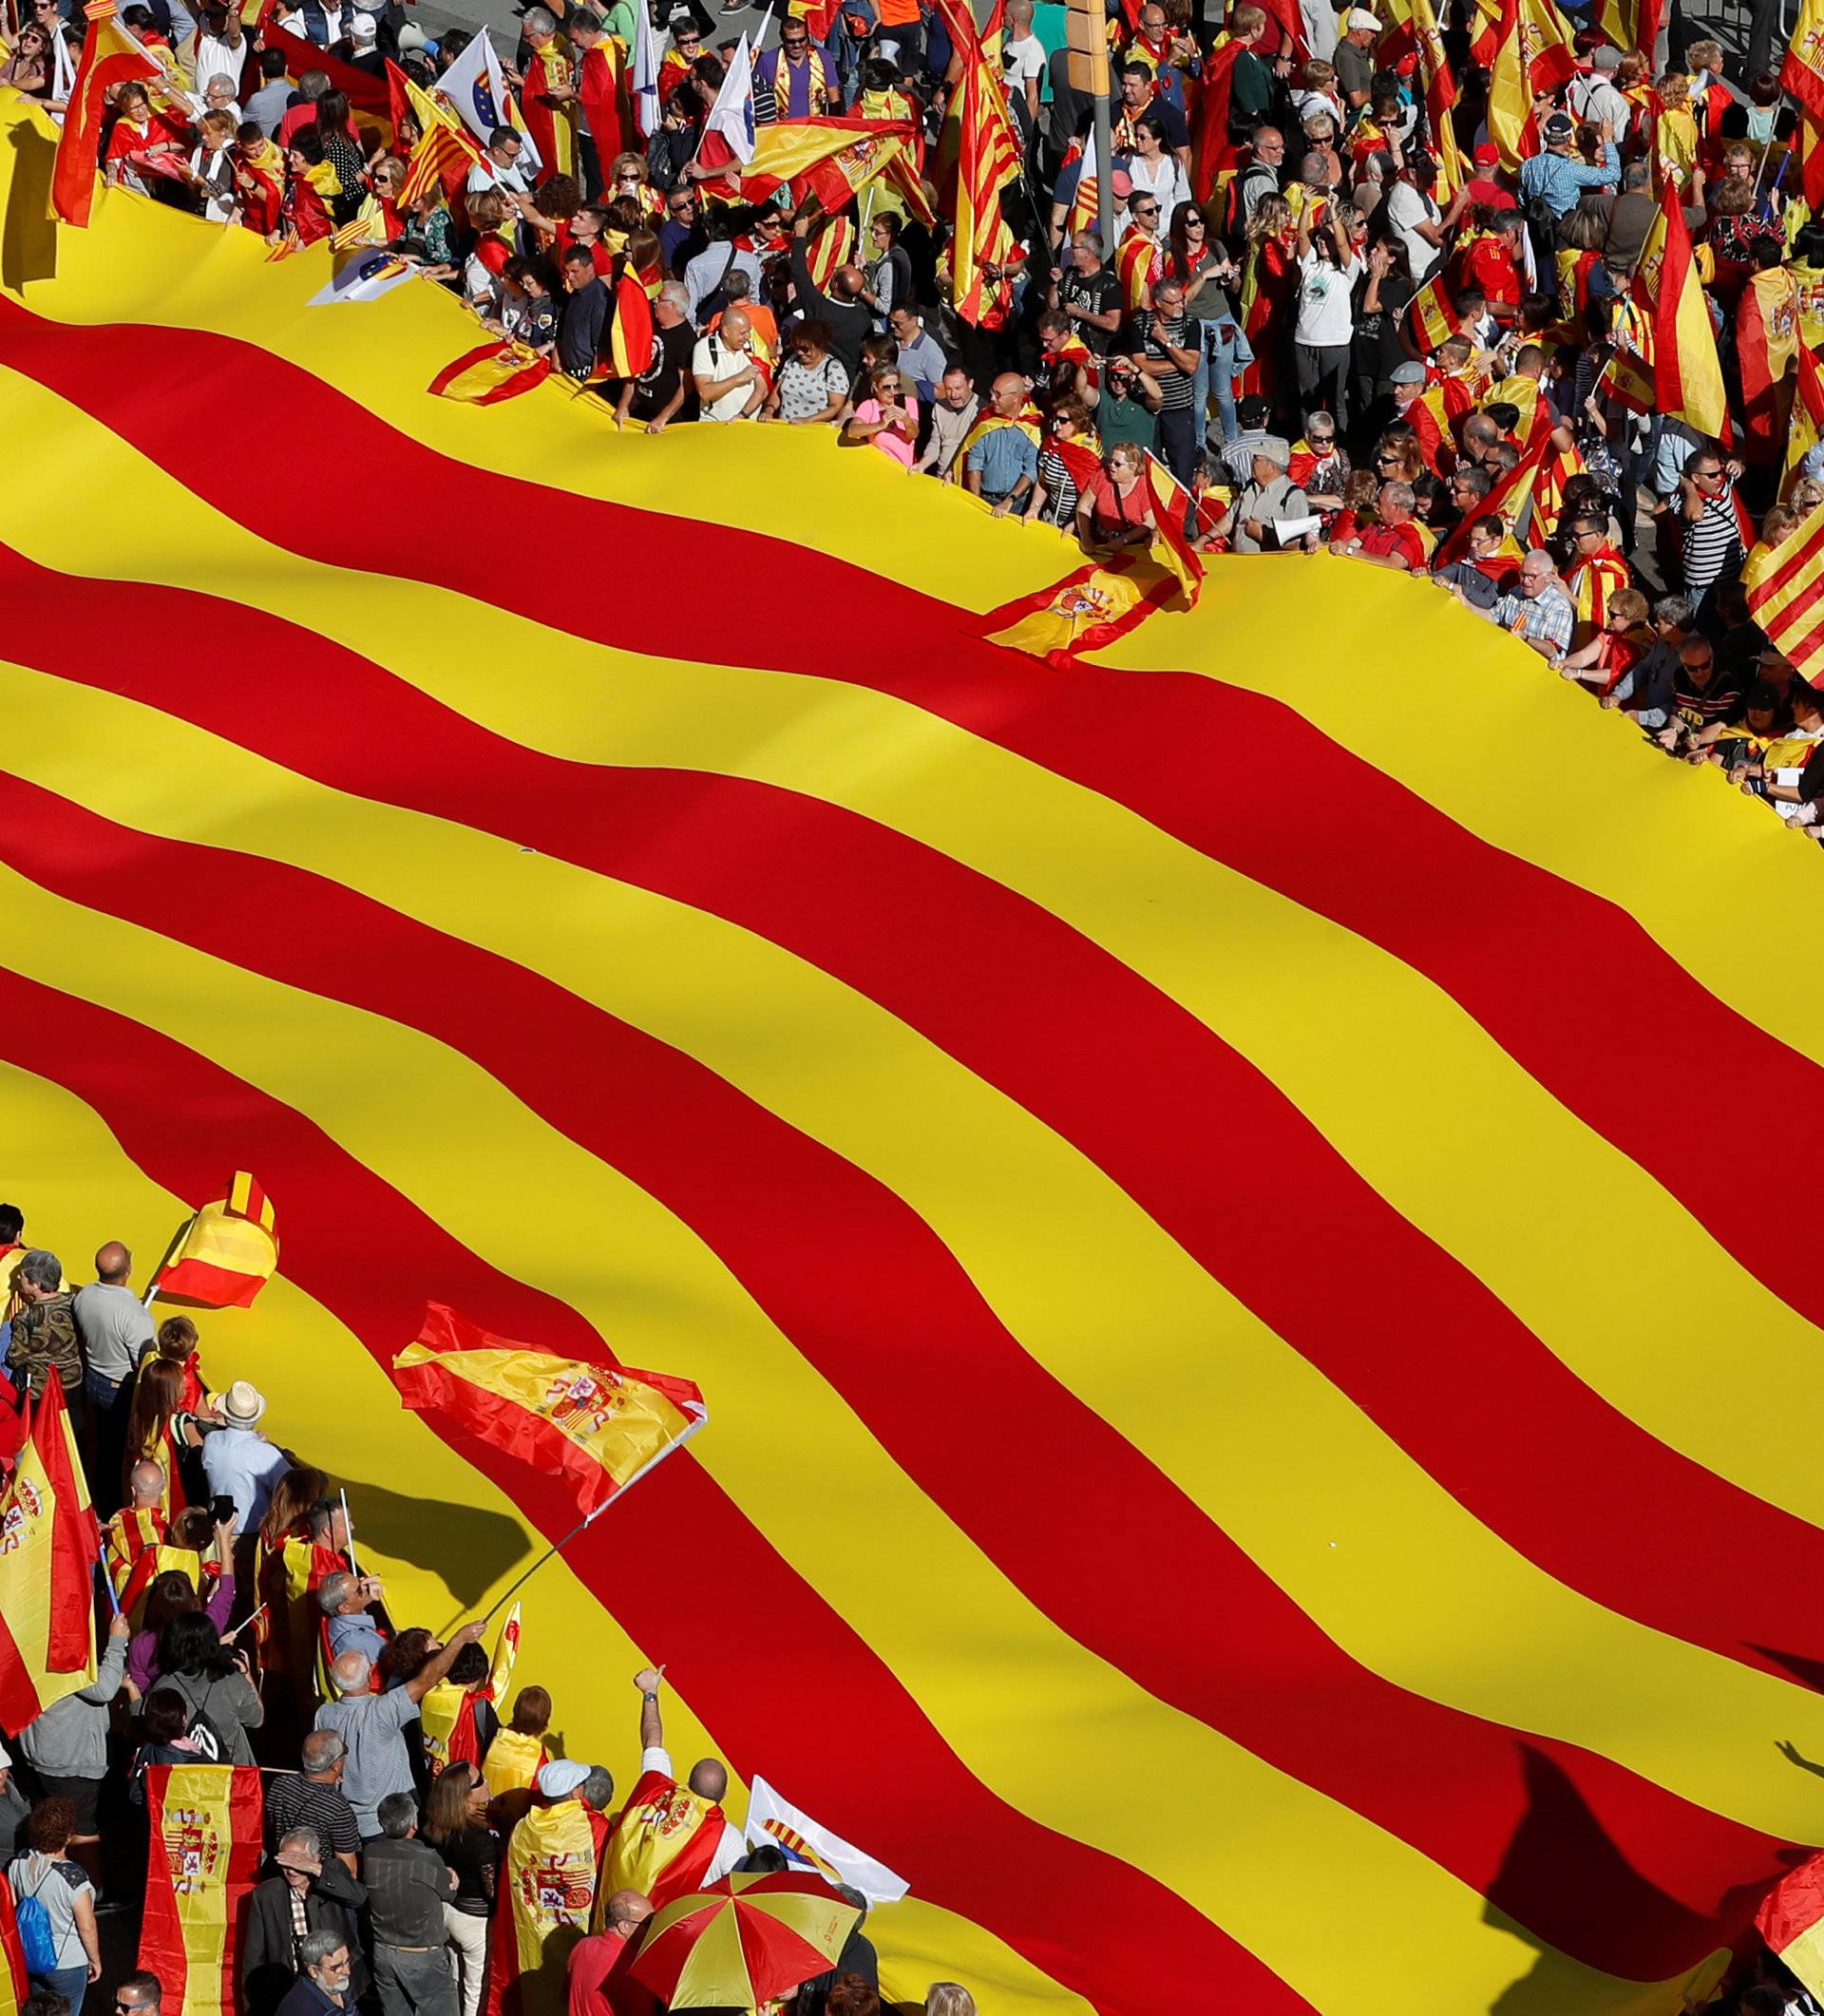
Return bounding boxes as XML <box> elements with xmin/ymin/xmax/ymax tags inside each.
<box><xmin>129</xmin><ymin>1570</ymin><xmax>236</xmax><ymax>1694</ymax></box>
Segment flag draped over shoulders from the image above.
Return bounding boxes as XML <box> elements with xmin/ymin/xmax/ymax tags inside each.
<box><xmin>489</xmin><ymin>1797</ymin><xmax>607</xmax><ymax>2016</ymax></box>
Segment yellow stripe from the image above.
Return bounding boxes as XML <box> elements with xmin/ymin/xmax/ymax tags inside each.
<box><xmin>0</xmin><ymin>853</ymin><xmax>1670</xmax><ymax>2014</ymax></box>
<box><xmin>4</xmin><ymin>376</ymin><xmax>1824</xmax><ymax>1803</ymax></box>
<box><xmin>0</xmin><ymin>1054</ymin><xmax>1071</xmax><ymax>2016</ymax></box>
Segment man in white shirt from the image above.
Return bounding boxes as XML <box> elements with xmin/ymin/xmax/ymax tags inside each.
<box><xmin>189</xmin><ymin>0</ymin><xmax>247</xmax><ymax>94</ymax></box>
<box><xmin>1385</xmin><ymin>153</ymin><xmax>1447</xmax><ymax>281</ymax></box>
<box><xmin>1568</xmin><ymin>47</ymin><xmax>1630</xmax><ymax>144</ymax></box>
<box><xmin>691</xmin><ymin>309</ymin><xmax>766</xmax><ymax>422</ymax></box>
<box><xmin>999</xmin><ymin>0</ymin><xmax>1044</xmax><ymax>122</ymax></box>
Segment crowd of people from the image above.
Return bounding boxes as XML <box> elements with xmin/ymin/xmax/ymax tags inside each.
<box><xmin>0</xmin><ymin>1212</ymin><xmax>972</xmax><ymax>2016</ymax></box>
<box><xmin>2</xmin><ymin>0</ymin><xmax>1822</xmax><ymax>819</ymax></box>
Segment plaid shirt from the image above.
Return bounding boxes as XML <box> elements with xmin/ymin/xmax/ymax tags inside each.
<box><xmin>1490</xmin><ymin>586</ymin><xmax>1575</xmax><ymax>655</ymax></box>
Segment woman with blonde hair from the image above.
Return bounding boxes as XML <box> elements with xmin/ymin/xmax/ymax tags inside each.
<box><xmin>924</xmin><ymin>1986</ymin><xmax>977</xmax><ymax>2016</ymax></box>
<box><xmin>1240</xmin><ymin>193</ymin><xmax>1297</xmax><ymax>397</ymax></box>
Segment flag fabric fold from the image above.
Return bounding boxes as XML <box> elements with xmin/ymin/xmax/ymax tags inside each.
<box><xmin>151</xmin><ymin>1170</ymin><xmax>277</xmax><ymax>1308</ymax></box>
<box><xmin>138</xmin><ymin>1765</ymin><xmax>264</xmax><ymax>2016</ymax></box>
<box><xmin>392</xmin><ymin>1303</ymin><xmax>706</xmax><ymax>1519</ymax></box>
<box><xmin>701</xmin><ymin>31</ymin><xmax>756</xmax><ymax>166</ymax></box>
<box><xmin>489</xmin><ymin>1793</ymin><xmax>607</xmax><ymax>2016</ymax></box>
<box><xmin>429</xmin><ymin>341</ymin><xmax>554</xmax><ymax>405</ymax></box>
<box><xmin>1633</xmin><ymin>182</ymin><xmax>1727</xmax><ymax>440</ymax></box>
<box><xmin>1785</xmin><ymin>0</ymin><xmax>1824</xmax><ymax>212</ymax></box>
<box><xmin>1487</xmin><ymin>0</ymin><xmax>1577</xmax><ymax>169</ymax></box>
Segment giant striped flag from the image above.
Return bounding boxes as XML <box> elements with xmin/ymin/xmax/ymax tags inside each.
<box><xmin>139</xmin><ymin>1766</ymin><xmax>263</xmax><ymax>2016</ymax></box>
<box><xmin>15</xmin><ymin>84</ymin><xmax>1824</xmax><ymax>2016</ymax></box>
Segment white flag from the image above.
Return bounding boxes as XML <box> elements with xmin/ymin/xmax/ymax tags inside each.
<box><xmin>308</xmin><ymin>249</ymin><xmax>422</xmax><ymax>306</ymax></box>
<box><xmin>436</xmin><ymin>29</ymin><xmax>542</xmax><ymax>172</ymax></box>
<box><xmin>743</xmin><ymin>1777</ymin><xmax>908</xmax><ymax>1907</ymax></box>
<box><xmin>630</xmin><ymin>0</ymin><xmax>660</xmax><ymax>140</ymax></box>
<box><xmin>701</xmin><ymin>30</ymin><xmax>756</xmax><ymax>164</ymax></box>
<box><xmin>48</xmin><ymin>28</ymin><xmax>75</xmax><ymax>123</ymax></box>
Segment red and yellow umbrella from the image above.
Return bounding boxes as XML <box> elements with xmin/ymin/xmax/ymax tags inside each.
<box><xmin>630</xmin><ymin>1872</ymin><xmax>860</xmax><ymax>2010</ymax></box>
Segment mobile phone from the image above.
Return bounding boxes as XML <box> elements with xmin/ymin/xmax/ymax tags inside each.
<box><xmin>210</xmin><ymin>1494</ymin><xmax>237</xmax><ymax>1527</ymax></box>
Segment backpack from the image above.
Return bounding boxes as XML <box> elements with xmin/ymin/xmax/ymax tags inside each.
<box><xmin>14</xmin><ymin>1861</ymin><xmax>61</xmax><ymax>1974</ymax></box>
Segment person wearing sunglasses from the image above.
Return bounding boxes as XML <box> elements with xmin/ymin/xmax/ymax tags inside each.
<box><xmin>757</xmin><ymin>21</ymin><xmax>831</xmax><ymax>120</ymax></box>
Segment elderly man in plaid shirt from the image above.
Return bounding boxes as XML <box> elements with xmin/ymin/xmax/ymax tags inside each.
<box><xmin>1461</xmin><ymin>551</ymin><xmax>1578</xmax><ymax>662</ymax></box>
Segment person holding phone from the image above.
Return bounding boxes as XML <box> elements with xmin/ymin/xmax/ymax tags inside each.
<box><xmin>842</xmin><ymin>365</ymin><xmax>920</xmax><ymax>467</ymax></box>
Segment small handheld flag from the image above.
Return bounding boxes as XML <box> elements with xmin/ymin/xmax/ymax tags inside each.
<box><xmin>149</xmin><ymin>1171</ymin><xmax>278</xmax><ymax>1309</ymax></box>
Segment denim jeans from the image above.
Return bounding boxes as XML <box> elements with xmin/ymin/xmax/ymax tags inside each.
<box><xmin>32</xmin><ymin>1966</ymin><xmax>90</xmax><ymax>2016</ymax></box>
<box><xmin>1189</xmin><ymin>317</ymin><xmax>1252</xmax><ymax>449</ymax></box>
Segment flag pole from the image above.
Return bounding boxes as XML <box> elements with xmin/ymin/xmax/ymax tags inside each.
<box><xmin>340</xmin><ymin>1487</ymin><xmax>358</xmax><ymax>1578</ymax></box>
<box><xmin>465</xmin><ymin>1416</ymin><xmax>705</xmax><ymax>1633</ymax></box>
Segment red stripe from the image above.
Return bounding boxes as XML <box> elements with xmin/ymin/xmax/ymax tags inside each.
<box><xmin>10</xmin><ymin>317</ymin><xmax>1824</xmax><ymax>1653</ymax></box>
<box><xmin>0</xmin><ymin>771</ymin><xmax>1800</xmax><ymax>1978</ymax></box>
<box><xmin>137</xmin><ymin>1769</ymin><xmax>192</xmax><ymax>2012</ymax></box>
<box><xmin>0</xmin><ymin>966</ymin><xmax>1305</xmax><ymax>2016</ymax></box>
<box><xmin>154</xmin><ymin>1255</ymin><xmax>266</xmax><ymax>1308</ymax></box>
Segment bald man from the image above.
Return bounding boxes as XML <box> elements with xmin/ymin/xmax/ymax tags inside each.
<box><xmin>599</xmin><ymin>1668</ymin><xmax>742</xmax><ymax>1906</ymax></box>
<box><xmin>103</xmin><ymin>1457</ymin><xmax>170</xmax><ymax>1603</ymax></box>
<box><xmin>691</xmin><ymin>306</ymin><xmax>765</xmax><ymax>423</ymax></box>
<box><xmin>73</xmin><ymin>1239</ymin><xmax>155</xmax><ymax>1512</ymax></box>
<box><xmin>963</xmin><ymin>373</ymin><xmax>1040</xmax><ymax>517</ymax></box>
<box><xmin>565</xmin><ymin>1891</ymin><xmax>657</xmax><ymax>2016</ymax></box>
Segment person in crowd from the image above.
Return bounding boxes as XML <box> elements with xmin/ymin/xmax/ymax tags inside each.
<box><xmin>599</xmin><ymin>1667</ymin><xmax>741</xmax><ymax>1902</ymax></box>
<box><xmin>12</xmin><ymin>1617</ymin><xmax>130</xmax><ymax>1891</ymax></box>
<box><xmin>266</xmin><ymin>1732</ymin><xmax>362</xmax><ymax>1875</ymax></box>
<box><xmin>9</xmin><ymin>1801</ymin><xmax>101</xmax><ymax>2016</ymax></box>
<box><xmin>362</xmin><ymin>1793</ymin><xmax>460</xmax><ymax>2016</ymax></box>
<box><xmin>314</xmin><ymin>1624</ymin><xmax>485</xmax><ymax>1839</ymax></box>
<box><xmin>565</xmin><ymin>1889</ymin><xmax>656</xmax><ymax>2016</ymax></box>
<box><xmin>274</xmin><ymin>1930</ymin><xmax>357</xmax><ymax>2016</ymax></box>
<box><xmin>0</xmin><ymin>1740</ymin><xmax>28</xmax><ymax>1867</ymax></box>
<box><xmin>423</xmin><ymin>1763</ymin><xmax>498</xmax><ymax>2016</ymax></box>
<box><xmin>243</xmin><ymin>1831</ymin><xmax>371</xmax><ymax>2016</ymax></box>
<box><xmin>481</xmin><ymin>1687</ymin><xmax>553</xmax><ymax>1805</ymax></box>
<box><xmin>69</xmin><ymin>1242</ymin><xmax>151</xmax><ymax>1507</ymax></box>
<box><xmin>200</xmin><ymin>1381</ymin><xmax>290</xmax><ymax>1532</ymax></box>
<box><xmin>9</xmin><ymin>1252</ymin><xmax>81</xmax><ymax>1431</ymax></box>
<box><xmin>150</xmin><ymin>1609</ymin><xmax>263</xmax><ymax>1765</ymax></box>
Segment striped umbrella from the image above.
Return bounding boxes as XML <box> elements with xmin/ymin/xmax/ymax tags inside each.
<box><xmin>629</xmin><ymin>1872</ymin><xmax>860</xmax><ymax>2011</ymax></box>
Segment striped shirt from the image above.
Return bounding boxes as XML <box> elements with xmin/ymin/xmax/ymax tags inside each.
<box><xmin>1683</xmin><ymin>480</ymin><xmax>1744</xmax><ymax>596</ymax></box>
<box><xmin>265</xmin><ymin>1773</ymin><xmax>362</xmax><ymax>1866</ymax></box>
<box><xmin>1142</xmin><ymin>311</ymin><xmax>1195</xmax><ymax>410</ymax></box>
<box><xmin>1034</xmin><ymin>447</ymin><xmax>1082</xmax><ymax>527</ymax></box>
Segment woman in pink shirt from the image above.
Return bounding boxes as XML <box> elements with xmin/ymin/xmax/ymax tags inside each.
<box><xmin>842</xmin><ymin>364</ymin><xmax>920</xmax><ymax>467</ymax></box>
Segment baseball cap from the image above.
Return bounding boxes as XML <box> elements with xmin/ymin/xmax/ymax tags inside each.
<box><xmin>1543</xmin><ymin>109</ymin><xmax>1575</xmax><ymax>141</ymax></box>
<box><xmin>1472</xmin><ymin>142</ymin><xmax>1499</xmax><ymax>166</ymax></box>
<box><xmin>348</xmin><ymin>10</ymin><xmax>376</xmax><ymax>37</ymax></box>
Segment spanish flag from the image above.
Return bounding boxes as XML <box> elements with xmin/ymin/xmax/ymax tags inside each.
<box><xmin>1737</xmin><ymin>263</ymin><xmax>1799</xmax><ymax>467</ymax></box>
<box><xmin>1756</xmin><ymin>1851</ymin><xmax>1824</xmax><ymax>1996</ymax></box>
<box><xmin>138</xmin><ymin>1765</ymin><xmax>264</xmax><ymax>2016</ymax></box>
<box><xmin>608</xmin><ymin>272</ymin><xmax>655</xmax><ymax>380</ymax></box>
<box><xmin>104</xmin><ymin>1502</ymin><xmax>167</xmax><ymax>1602</ymax></box>
<box><xmin>600</xmin><ymin>1769</ymin><xmax>732</xmax><ymax>1908</ymax></box>
<box><xmin>0</xmin><ymin>1375</ymin><xmax>99</xmax><ymax>1734</ymax></box>
<box><xmin>1487</xmin><ymin>0</ymin><xmax>1577</xmax><ymax>169</ymax></box>
<box><xmin>980</xmin><ymin>555</ymin><xmax>1185</xmax><ymax>670</ymax></box>
<box><xmin>150</xmin><ymin>1171</ymin><xmax>278</xmax><ymax>1309</ymax></box>
<box><xmin>51</xmin><ymin>0</ymin><xmax>162</xmax><ymax>227</ymax></box>
<box><xmin>1784</xmin><ymin>0</ymin><xmax>1824</xmax><ymax>212</ymax></box>
<box><xmin>1140</xmin><ymin>452</ymin><xmax>1204</xmax><ymax>607</ymax></box>
<box><xmin>733</xmin><ymin>117</ymin><xmax>928</xmax><ymax>221</ymax></box>
<box><xmin>1408</xmin><ymin>274</ymin><xmax>1458</xmax><ymax>356</ymax></box>
<box><xmin>1745</xmin><ymin>499</ymin><xmax>1824</xmax><ymax>686</ymax></box>
<box><xmin>429</xmin><ymin>342</ymin><xmax>555</xmax><ymax>406</ymax></box>
<box><xmin>392</xmin><ymin>1304</ymin><xmax>706</xmax><ymax>1519</ymax></box>
<box><xmin>1786</xmin><ymin>341</ymin><xmax>1824</xmax><ymax>504</ymax></box>
<box><xmin>0</xmin><ymin>1874</ymin><xmax>27</xmax><ymax>2016</ymax></box>
<box><xmin>483</xmin><ymin>1725</ymin><xmax>548</xmax><ymax>1803</ymax></box>
<box><xmin>1633</xmin><ymin>182</ymin><xmax>1726</xmax><ymax>441</ymax></box>
<box><xmin>491</xmin><ymin>1793</ymin><xmax>606</xmax><ymax>2016</ymax></box>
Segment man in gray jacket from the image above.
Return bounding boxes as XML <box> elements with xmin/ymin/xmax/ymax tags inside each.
<box><xmin>15</xmin><ymin>1611</ymin><xmax>129</xmax><ymax>1887</ymax></box>
<box><xmin>1214</xmin><ymin>437</ymin><xmax>1316</xmax><ymax>554</ymax></box>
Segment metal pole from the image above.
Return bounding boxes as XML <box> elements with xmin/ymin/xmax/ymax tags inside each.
<box><xmin>1092</xmin><ymin>83</ymin><xmax>1112</xmax><ymax>259</ymax></box>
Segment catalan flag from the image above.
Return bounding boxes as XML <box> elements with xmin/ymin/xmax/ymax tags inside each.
<box><xmin>392</xmin><ymin>1303</ymin><xmax>706</xmax><ymax>1517</ymax></box>
<box><xmin>0</xmin><ymin>1375</ymin><xmax>100</xmax><ymax>1733</ymax></box>
<box><xmin>390</xmin><ymin>62</ymin><xmax>484</xmax><ymax>209</ymax></box>
<box><xmin>745</xmin><ymin>1777</ymin><xmax>908</xmax><ymax>1904</ymax></box>
<box><xmin>138</xmin><ymin>1765</ymin><xmax>264</xmax><ymax>2016</ymax></box>
<box><xmin>151</xmin><ymin>1171</ymin><xmax>277</xmax><ymax>1308</ymax></box>
<box><xmin>22</xmin><ymin>84</ymin><xmax>1824</xmax><ymax>2016</ymax></box>
<box><xmin>1744</xmin><ymin>499</ymin><xmax>1824</xmax><ymax>685</ymax></box>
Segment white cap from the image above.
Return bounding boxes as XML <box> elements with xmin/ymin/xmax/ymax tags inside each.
<box><xmin>538</xmin><ymin>1759</ymin><xmax>591</xmax><ymax>1798</ymax></box>
<box><xmin>349</xmin><ymin>10</ymin><xmax>377</xmax><ymax>36</ymax></box>
<box><xmin>1346</xmin><ymin>8</ymin><xmax>1380</xmax><ymax>28</ymax></box>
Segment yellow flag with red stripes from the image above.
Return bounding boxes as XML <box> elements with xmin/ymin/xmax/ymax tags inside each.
<box><xmin>138</xmin><ymin>1765</ymin><xmax>264</xmax><ymax>2016</ymax></box>
<box><xmin>150</xmin><ymin>1170</ymin><xmax>277</xmax><ymax>1308</ymax></box>
<box><xmin>1745</xmin><ymin>499</ymin><xmax>1824</xmax><ymax>684</ymax></box>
